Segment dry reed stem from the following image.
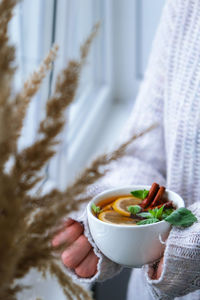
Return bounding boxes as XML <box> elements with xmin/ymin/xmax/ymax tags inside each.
<box><xmin>0</xmin><ymin>2</ymin><xmax>153</xmax><ymax>299</ymax></box>
<box><xmin>0</xmin><ymin>0</ymin><xmax>17</xmax><ymax>170</ymax></box>
<box><xmin>50</xmin><ymin>263</ymin><xmax>93</xmax><ymax>300</ymax></box>
<box><xmin>0</xmin><ymin>44</ymin><xmax>58</xmax><ymax>171</ymax></box>
<box><xmin>27</xmin><ymin>125</ymin><xmax>156</xmax><ymax>235</ymax></box>
<box><xmin>13</xmin><ymin>126</ymin><xmax>155</xmax><ymax>298</ymax></box>
<box><xmin>0</xmin><ymin>9</ymin><xmax>100</xmax><ymax>298</ymax></box>
<box><xmin>12</xmin><ymin>44</ymin><xmax>59</xmax><ymax>144</ymax></box>
<box><xmin>12</xmin><ymin>24</ymin><xmax>99</xmax><ymax>195</ymax></box>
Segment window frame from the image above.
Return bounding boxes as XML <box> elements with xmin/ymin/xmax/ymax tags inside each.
<box><xmin>46</xmin><ymin>0</ymin><xmax>114</xmax><ymax>188</ymax></box>
<box><xmin>10</xmin><ymin>0</ymin><xmax>56</xmax><ymax>150</ymax></box>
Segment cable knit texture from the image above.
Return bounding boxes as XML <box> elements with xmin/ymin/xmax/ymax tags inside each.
<box><xmin>61</xmin><ymin>202</ymin><xmax>123</xmax><ymax>283</ymax></box>
<box><xmin>144</xmin><ymin>202</ymin><xmax>200</xmax><ymax>300</ymax></box>
<box><xmin>64</xmin><ymin>0</ymin><xmax>200</xmax><ymax>299</ymax></box>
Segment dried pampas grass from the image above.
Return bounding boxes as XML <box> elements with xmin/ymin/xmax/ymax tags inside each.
<box><xmin>0</xmin><ymin>1</ymin><xmax>153</xmax><ymax>300</ymax></box>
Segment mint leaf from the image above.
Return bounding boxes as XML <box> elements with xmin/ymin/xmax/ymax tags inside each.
<box><xmin>91</xmin><ymin>203</ymin><xmax>101</xmax><ymax>214</ymax></box>
<box><xmin>162</xmin><ymin>208</ymin><xmax>174</xmax><ymax>219</ymax></box>
<box><xmin>128</xmin><ymin>205</ymin><xmax>142</xmax><ymax>215</ymax></box>
<box><xmin>165</xmin><ymin>208</ymin><xmax>197</xmax><ymax>227</ymax></box>
<box><xmin>147</xmin><ymin>206</ymin><xmax>165</xmax><ymax>219</ymax></box>
<box><xmin>131</xmin><ymin>189</ymin><xmax>149</xmax><ymax>200</ymax></box>
<box><xmin>137</xmin><ymin>218</ymin><xmax>160</xmax><ymax>225</ymax></box>
<box><xmin>137</xmin><ymin>212</ymin><xmax>152</xmax><ymax>218</ymax></box>
<box><xmin>155</xmin><ymin>205</ymin><xmax>165</xmax><ymax>219</ymax></box>
<box><xmin>148</xmin><ymin>207</ymin><xmax>158</xmax><ymax>218</ymax></box>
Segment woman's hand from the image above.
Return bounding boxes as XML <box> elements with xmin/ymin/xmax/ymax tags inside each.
<box><xmin>149</xmin><ymin>257</ymin><xmax>164</xmax><ymax>280</ymax></box>
<box><xmin>52</xmin><ymin>218</ymin><xmax>99</xmax><ymax>278</ymax></box>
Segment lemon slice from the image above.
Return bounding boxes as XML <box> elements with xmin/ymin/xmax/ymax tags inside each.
<box><xmin>98</xmin><ymin>210</ymin><xmax>137</xmax><ymax>225</ymax></box>
<box><xmin>112</xmin><ymin>196</ymin><xmax>142</xmax><ymax>217</ymax></box>
<box><xmin>101</xmin><ymin>203</ymin><xmax>113</xmax><ymax>212</ymax></box>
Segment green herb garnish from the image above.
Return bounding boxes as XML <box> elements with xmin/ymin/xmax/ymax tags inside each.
<box><xmin>137</xmin><ymin>206</ymin><xmax>165</xmax><ymax>224</ymax></box>
<box><xmin>91</xmin><ymin>203</ymin><xmax>101</xmax><ymax>214</ymax></box>
<box><xmin>149</xmin><ymin>206</ymin><xmax>165</xmax><ymax>220</ymax></box>
<box><xmin>137</xmin><ymin>212</ymin><xmax>152</xmax><ymax>218</ymax></box>
<box><xmin>137</xmin><ymin>218</ymin><xmax>160</xmax><ymax>225</ymax></box>
<box><xmin>165</xmin><ymin>207</ymin><xmax>197</xmax><ymax>227</ymax></box>
<box><xmin>128</xmin><ymin>205</ymin><xmax>142</xmax><ymax>215</ymax></box>
<box><xmin>162</xmin><ymin>208</ymin><xmax>174</xmax><ymax>219</ymax></box>
<box><xmin>136</xmin><ymin>205</ymin><xmax>197</xmax><ymax>228</ymax></box>
<box><xmin>131</xmin><ymin>189</ymin><xmax>149</xmax><ymax>200</ymax></box>
<box><xmin>138</xmin><ymin>206</ymin><xmax>166</xmax><ymax>220</ymax></box>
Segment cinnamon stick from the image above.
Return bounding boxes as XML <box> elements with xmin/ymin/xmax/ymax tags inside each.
<box><xmin>149</xmin><ymin>186</ymin><xmax>166</xmax><ymax>208</ymax></box>
<box><xmin>163</xmin><ymin>201</ymin><xmax>173</xmax><ymax>209</ymax></box>
<box><xmin>147</xmin><ymin>201</ymin><xmax>172</xmax><ymax>210</ymax></box>
<box><xmin>140</xmin><ymin>183</ymin><xmax>160</xmax><ymax>208</ymax></box>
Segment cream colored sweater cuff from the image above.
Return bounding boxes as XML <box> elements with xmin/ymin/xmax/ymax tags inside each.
<box><xmin>144</xmin><ymin>202</ymin><xmax>200</xmax><ymax>299</ymax></box>
<box><xmin>59</xmin><ymin>183</ymin><xmax>122</xmax><ymax>284</ymax></box>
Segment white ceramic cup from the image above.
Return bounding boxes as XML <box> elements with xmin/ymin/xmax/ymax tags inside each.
<box><xmin>87</xmin><ymin>185</ymin><xmax>184</xmax><ymax>268</ymax></box>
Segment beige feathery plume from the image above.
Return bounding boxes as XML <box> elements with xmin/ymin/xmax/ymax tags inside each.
<box><xmin>0</xmin><ymin>2</ymin><xmax>154</xmax><ymax>300</ymax></box>
<box><xmin>0</xmin><ymin>1</ymin><xmax>58</xmax><ymax>169</ymax></box>
<box><xmin>0</xmin><ymin>44</ymin><xmax>59</xmax><ymax>176</ymax></box>
<box><xmin>13</xmin><ymin>44</ymin><xmax>59</xmax><ymax>141</ymax></box>
<box><xmin>12</xmin><ymin>126</ymin><xmax>154</xmax><ymax>300</ymax></box>
<box><xmin>12</xmin><ymin>25</ymin><xmax>99</xmax><ymax>195</ymax></box>
<box><xmin>20</xmin><ymin>44</ymin><xmax>59</xmax><ymax>101</ymax></box>
<box><xmin>0</xmin><ymin>0</ymin><xmax>17</xmax><ymax>170</ymax></box>
<box><xmin>28</xmin><ymin>125</ymin><xmax>155</xmax><ymax>230</ymax></box>
<box><xmin>0</xmin><ymin>2</ymin><xmax>100</xmax><ymax>296</ymax></box>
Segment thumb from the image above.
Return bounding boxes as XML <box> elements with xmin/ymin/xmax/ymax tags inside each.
<box><xmin>156</xmin><ymin>256</ymin><xmax>164</xmax><ymax>279</ymax></box>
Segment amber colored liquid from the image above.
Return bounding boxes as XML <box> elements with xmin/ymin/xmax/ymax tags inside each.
<box><xmin>95</xmin><ymin>195</ymin><xmax>142</xmax><ymax>225</ymax></box>
<box><xmin>97</xmin><ymin>195</ymin><xmax>131</xmax><ymax>209</ymax></box>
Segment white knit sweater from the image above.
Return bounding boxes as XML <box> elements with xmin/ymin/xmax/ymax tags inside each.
<box><xmin>66</xmin><ymin>0</ymin><xmax>200</xmax><ymax>299</ymax></box>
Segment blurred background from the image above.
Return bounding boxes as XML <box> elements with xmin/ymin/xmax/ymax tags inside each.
<box><xmin>10</xmin><ymin>0</ymin><xmax>165</xmax><ymax>299</ymax></box>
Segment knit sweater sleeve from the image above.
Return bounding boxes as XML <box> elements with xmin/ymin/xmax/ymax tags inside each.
<box><xmin>144</xmin><ymin>202</ymin><xmax>200</xmax><ymax>299</ymax></box>
<box><xmin>62</xmin><ymin>0</ymin><xmax>178</xmax><ymax>284</ymax></box>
